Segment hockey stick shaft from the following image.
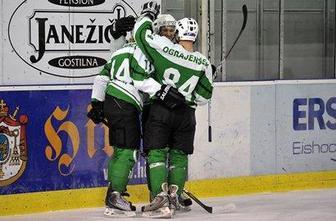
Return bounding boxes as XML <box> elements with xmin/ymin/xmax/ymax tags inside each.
<box><xmin>208</xmin><ymin>98</ymin><xmax>212</xmax><ymax>142</ymax></box>
<box><xmin>225</xmin><ymin>4</ymin><xmax>248</xmax><ymax>60</ymax></box>
<box><xmin>208</xmin><ymin>4</ymin><xmax>248</xmax><ymax>142</ymax></box>
<box><xmin>102</xmin><ymin>119</ymin><xmax>109</xmax><ymax>126</ymax></box>
<box><xmin>214</xmin><ymin>4</ymin><xmax>248</xmax><ymax>78</ymax></box>
<box><xmin>183</xmin><ymin>189</ymin><xmax>213</xmax><ymax>213</ymax></box>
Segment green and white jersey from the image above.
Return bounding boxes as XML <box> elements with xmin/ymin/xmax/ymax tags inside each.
<box><xmin>133</xmin><ymin>17</ymin><xmax>213</xmax><ymax>108</ymax></box>
<box><xmin>91</xmin><ymin>42</ymin><xmax>161</xmax><ymax>111</ymax></box>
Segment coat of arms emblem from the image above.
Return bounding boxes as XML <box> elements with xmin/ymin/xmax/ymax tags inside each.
<box><xmin>0</xmin><ymin>99</ymin><xmax>28</xmax><ymax>186</ymax></box>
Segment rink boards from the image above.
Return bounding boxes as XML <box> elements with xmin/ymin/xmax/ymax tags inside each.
<box><xmin>1</xmin><ymin>0</ymin><xmax>336</xmax><ymax>216</ymax></box>
<box><xmin>0</xmin><ymin>80</ymin><xmax>336</xmax><ymax>215</ymax></box>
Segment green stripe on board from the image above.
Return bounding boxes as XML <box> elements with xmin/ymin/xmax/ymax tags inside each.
<box><xmin>1</xmin><ymin>170</ymin><xmax>336</xmax><ymax>216</ymax></box>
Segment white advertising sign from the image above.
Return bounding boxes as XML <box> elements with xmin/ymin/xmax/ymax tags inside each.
<box><xmin>276</xmin><ymin>82</ymin><xmax>336</xmax><ymax>172</ymax></box>
<box><xmin>2</xmin><ymin>0</ymin><xmax>159</xmax><ymax>84</ymax></box>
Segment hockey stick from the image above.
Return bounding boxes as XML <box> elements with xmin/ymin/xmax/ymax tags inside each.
<box><xmin>214</xmin><ymin>4</ymin><xmax>248</xmax><ymax>77</ymax></box>
<box><xmin>208</xmin><ymin>4</ymin><xmax>248</xmax><ymax>142</ymax></box>
<box><xmin>225</xmin><ymin>4</ymin><xmax>248</xmax><ymax>60</ymax></box>
<box><xmin>101</xmin><ymin>119</ymin><xmax>108</xmax><ymax>126</ymax></box>
<box><xmin>183</xmin><ymin>189</ymin><xmax>213</xmax><ymax>213</ymax></box>
<box><xmin>183</xmin><ymin>189</ymin><xmax>236</xmax><ymax>214</ymax></box>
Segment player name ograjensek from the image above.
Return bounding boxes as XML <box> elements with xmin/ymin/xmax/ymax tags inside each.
<box><xmin>162</xmin><ymin>46</ymin><xmax>209</xmax><ymax>66</ymax></box>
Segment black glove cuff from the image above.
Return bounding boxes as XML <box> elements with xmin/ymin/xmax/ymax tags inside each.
<box><xmin>155</xmin><ymin>84</ymin><xmax>171</xmax><ymax>100</ymax></box>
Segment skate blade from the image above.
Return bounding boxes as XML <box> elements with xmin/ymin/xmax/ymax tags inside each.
<box><xmin>174</xmin><ymin>206</ymin><xmax>191</xmax><ymax>213</ymax></box>
<box><xmin>104</xmin><ymin>208</ymin><xmax>136</xmax><ymax>217</ymax></box>
<box><xmin>142</xmin><ymin>206</ymin><xmax>172</xmax><ymax>218</ymax></box>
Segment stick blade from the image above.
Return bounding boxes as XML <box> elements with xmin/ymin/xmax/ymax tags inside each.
<box><xmin>204</xmin><ymin>206</ymin><xmax>213</xmax><ymax>213</ymax></box>
<box><xmin>242</xmin><ymin>4</ymin><xmax>247</xmax><ymax>15</ymax></box>
<box><xmin>242</xmin><ymin>5</ymin><xmax>248</xmax><ymax>30</ymax></box>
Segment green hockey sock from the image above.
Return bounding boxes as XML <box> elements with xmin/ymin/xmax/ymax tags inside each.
<box><xmin>108</xmin><ymin>147</ymin><xmax>136</xmax><ymax>193</ymax></box>
<box><xmin>168</xmin><ymin>149</ymin><xmax>188</xmax><ymax>196</ymax></box>
<box><xmin>147</xmin><ymin>148</ymin><xmax>168</xmax><ymax>196</ymax></box>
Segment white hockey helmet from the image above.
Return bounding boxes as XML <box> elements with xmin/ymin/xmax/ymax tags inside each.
<box><xmin>153</xmin><ymin>14</ymin><xmax>176</xmax><ymax>34</ymax></box>
<box><xmin>176</xmin><ymin>17</ymin><xmax>198</xmax><ymax>42</ymax></box>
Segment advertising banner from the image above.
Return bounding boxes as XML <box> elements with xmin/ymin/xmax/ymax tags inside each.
<box><xmin>276</xmin><ymin>82</ymin><xmax>336</xmax><ymax>173</ymax></box>
<box><xmin>2</xmin><ymin>0</ymin><xmax>159</xmax><ymax>85</ymax></box>
<box><xmin>0</xmin><ymin>89</ymin><xmax>147</xmax><ymax>195</ymax></box>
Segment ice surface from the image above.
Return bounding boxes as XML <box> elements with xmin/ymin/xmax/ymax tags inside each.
<box><xmin>1</xmin><ymin>188</ymin><xmax>335</xmax><ymax>221</ymax></box>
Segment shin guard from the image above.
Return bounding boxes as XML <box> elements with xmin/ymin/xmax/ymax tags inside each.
<box><xmin>108</xmin><ymin>148</ymin><xmax>137</xmax><ymax>193</ymax></box>
<box><xmin>168</xmin><ymin>149</ymin><xmax>188</xmax><ymax>196</ymax></box>
<box><xmin>147</xmin><ymin>148</ymin><xmax>168</xmax><ymax>196</ymax></box>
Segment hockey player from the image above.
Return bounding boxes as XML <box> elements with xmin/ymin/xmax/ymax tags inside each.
<box><xmin>143</xmin><ymin>14</ymin><xmax>177</xmax><ymax>198</ymax></box>
<box><xmin>133</xmin><ymin>1</ymin><xmax>214</xmax><ymax>217</ymax></box>
<box><xmin>87</xmin><ymin>16</ymin><xmax>162</xmax><ymax>217</ymax></box>
<box><xmin>146</xmin><ymin>13</ymin><xmax>193</xmax><ymax>213</ymax></box>
<box><xmin>142</xmin><ymin>13</ymin><xmax>177</xmax><ymax>129</ymax></box>
<box><xmin>153</xmin><ymin>14</ymin><xmax>176</xmax><ymax>42</ymax></box>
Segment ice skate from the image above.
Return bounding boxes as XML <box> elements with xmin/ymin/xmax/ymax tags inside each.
<box><xmin>104</xmin><ymin>190</ymin><xmax>136</xmax><ymax>217</ymax></box>
<box><xmin>168</xmin><ymin>184</ymin><xmax>179</xmax><ymax>215</ymax></box>
<box><xmin>169</xmin><ymin>185</ymin><xmax>192</xmax><ymax>214</ymax></box>
<box><xmin>142</xmin><ymin>183</ymin><xmax>172</xmax><ymax>218</ymax></box>
<box><xmin>178</xmin><ymin>192</ymin><xmax>192</xmax><ymax>212</ymax></box>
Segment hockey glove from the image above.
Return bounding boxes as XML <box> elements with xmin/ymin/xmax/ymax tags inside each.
<box><xmin>155</xmin><ymin>84</ymin><xmax>185</xmax><ymax>109</ymax></box>
<box><xmin>140</xmin><ymin>1</ymin><xmax>160</xmax><ymax>21</ymax></box>
<box><xmin>87</xmin><ymin>100</ymin><xmax>105</xmax><ymax>124</ymax></box>
<box><xmin>111</xmin><ymin>16</ymin><xmax>136</xmax><ymax>39</ymax></box>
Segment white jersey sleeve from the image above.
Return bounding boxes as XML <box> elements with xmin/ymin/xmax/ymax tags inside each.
<box><xmin>91</xmin><ymin>75</ymin><xmax>109</xmax><ymax>101</ymax></box>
